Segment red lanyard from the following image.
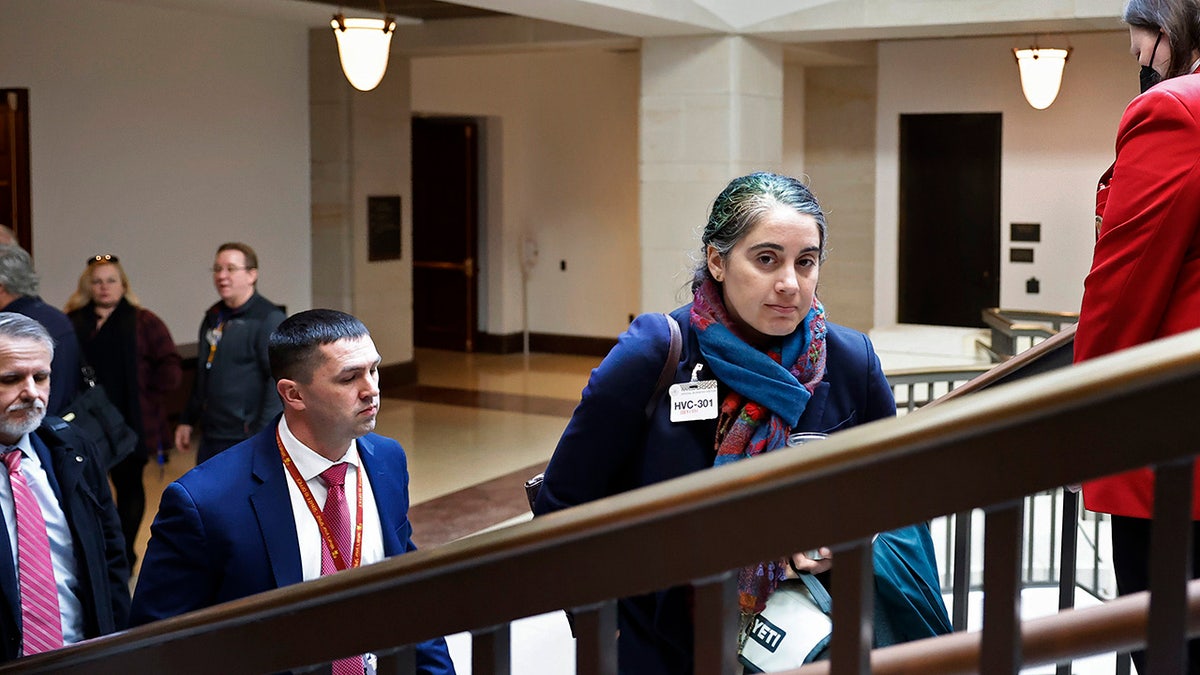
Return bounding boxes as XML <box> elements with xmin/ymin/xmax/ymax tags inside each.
<box><xmin>276</xmin><ymin>429</ymin><xmax>364</xmax><ymax>571</ymax></box>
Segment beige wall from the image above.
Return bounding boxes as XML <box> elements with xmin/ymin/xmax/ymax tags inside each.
<box><xmin>1</xmin><ymin>1</ymin><xmax>1145</xmax><ymax>347</ymax></box>
<box><xmin>0</xmin><ymin>0</ymin><xmax>312</xmax><ymax>339</ymax></box>
<box><xmin>310</xmin><ymin>33</ymin><xmax>415</xmax><ymax>365</ymax></box>
<box><xmin>804</xmin><ymin>66</ymin><xmax>877</xmax><ymax>333</ymax></box>
<box><xmin>875</xmin><ymin>32</ymin><xmax>1135</xmax><ymax>327</ymax></box>
<box><xmin>411</xmin><ymin>48</ymin><xmax>640</xmax><ymax>338</ymax></box>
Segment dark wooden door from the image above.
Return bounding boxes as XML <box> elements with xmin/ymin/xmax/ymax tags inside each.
<box><xmin>0</xmin><ymin>90</ymin><xmax>32</xmax><ymax>253</ymax></box>
<box><xmin>898</xmin><ymin>113</ymin><xmax>1001</xmax><ymax>327</ymax></box>
<box><xmin>412</xmin><ymin>117</ymin><xmax>478</xmax><ymax>351</ymax></box>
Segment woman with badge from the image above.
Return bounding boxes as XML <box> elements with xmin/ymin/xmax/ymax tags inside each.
<box><xmin>1076</xmin><ymin>1</ymin><xmax>1200</xmax><ymax>671</ymax></box>
<box><xmin>532</xmin><ymin>172</ymin><xmax>950</xmax><ymax>674</ymax></box>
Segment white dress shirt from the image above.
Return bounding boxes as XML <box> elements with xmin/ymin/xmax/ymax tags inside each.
<box><xmin>0</xmin><ymin>435</ymin><xmax>84</xmax><ymax>644</ymax></box>
<box><xmin>277</xmin><ymin>417</ymin><xmax>384</xmax><ymax>580</ymax></box>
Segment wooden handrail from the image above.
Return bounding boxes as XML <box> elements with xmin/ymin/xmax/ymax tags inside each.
<box><xmin>982</xmin><ymin>307</ymin><xmax>1079</xmax><ymax>334</ymax></box>
<box><xmin>5</xmin><ymin>325</ymin><xmax>1198</xmax><ymax>674</ymax></box>
<box><xmin>927</xmin><ymin>322</ymin><xmax>1076</xmax><ymax>407</ymax></box>
<box><xmin>792</xmin><ymin>578</ymin><xmax>1200</xmax><ymax>675</ymax></box>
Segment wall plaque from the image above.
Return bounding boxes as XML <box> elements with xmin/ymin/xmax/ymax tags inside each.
<box><xmin>368</xmin><ymin>196</ymin><xmax>401</xmax><ymax>261</ymax></box>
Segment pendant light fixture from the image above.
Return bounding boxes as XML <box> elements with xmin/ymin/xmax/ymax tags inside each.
<box><xmin>331</xmin><ymin>2</ymin><xmax>397</xmax><ymax>92</ymax></box>
<box><xmin>1013</xmin><ymin>44</ymin><xmax>1072</xmax><ymax>110</ymax></box>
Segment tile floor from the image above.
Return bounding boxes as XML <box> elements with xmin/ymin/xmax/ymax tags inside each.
<box><xmin>131</xmin><ymin>324</ymin><xmax>1118</xmax><ymax>674</ymax></box>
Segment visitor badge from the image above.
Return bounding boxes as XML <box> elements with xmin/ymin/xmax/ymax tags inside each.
<box><xmin>670</xmin><ymin>363</ymin><xmax>719</xmax><ymax>422</ymax></box>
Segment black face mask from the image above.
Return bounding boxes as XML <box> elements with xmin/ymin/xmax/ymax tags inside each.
<box><xmin>1141</xmin><ymin>65</ymin><xmax>1162</xmax><ymax>92</ymax></box>
<box><xmin>1141</xmin><ymin>31</ymin><xmax>1164</xmax><ymax>93</ymax></box>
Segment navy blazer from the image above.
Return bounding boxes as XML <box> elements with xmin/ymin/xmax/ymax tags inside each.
<box><xmin>130</xmin><ymin>420</ymin><xmax>455</xmax><ymax>675</ymax></box>
<box><xmin>0</xmin><ymin>419</ymin><xmax>130</xmax><ymax>662</ymax></box>
<box><xmin>534</xmin><ymin>307</ymin><xmax>895</xmax><ymax>674</ymax></box>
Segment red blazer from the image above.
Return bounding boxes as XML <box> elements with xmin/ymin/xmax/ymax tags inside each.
<box><xmin>1076</xmin><ymin>72</ymin><xmax>1200</xmax><ymax>519</ymax></box>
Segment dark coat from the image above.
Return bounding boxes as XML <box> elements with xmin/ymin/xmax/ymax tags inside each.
<box><xmin>0</xmin><ymin>418</ymin><xmax>130</xmax><ymax>662</ymax></box>
<box><xmin>181</xmin><ymin>292</ymin><xmax>284</xmax><ymax>443</ymax></box>
<box><xmin>69</xmin><ymin>299</ymin><xmax>182</xmax><ymax>457</ymax></box>
<box><xmin>130</xmin><ymin>419</ymin><xmax>456</xmax><ymax>675</ymax></box>
<box><xmin>534</xmin><ymin>306</ymin><xmax>896</xmax><ymax>674</ymax></box>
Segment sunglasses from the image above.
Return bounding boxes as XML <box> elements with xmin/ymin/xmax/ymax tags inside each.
<box><xmin>87</xmin><ymin>254</ymin><xmax>119</xmax><ymax>266</ymax></box>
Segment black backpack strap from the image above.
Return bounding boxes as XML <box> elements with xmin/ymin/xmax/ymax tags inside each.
<box><xmin>644</xmin><ymin>313</ymin><xmax>682</xmax><ymax>420</ymax></box>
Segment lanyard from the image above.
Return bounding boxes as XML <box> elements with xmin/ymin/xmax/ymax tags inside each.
<box><xmin>276</xmin><ymin>429</ymin><xmax>364</xmax><ymax>572</ymax></box>
<box><xmin>205</xmin><ymin>320</ymin><xmax>225</xmax><ymax>370</ymax></box>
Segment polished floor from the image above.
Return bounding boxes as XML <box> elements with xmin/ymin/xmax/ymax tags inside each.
<box><xmin>129</xmin><ymin>325</ymin><xmax>1116</xmax><ymax>673</ymax></box>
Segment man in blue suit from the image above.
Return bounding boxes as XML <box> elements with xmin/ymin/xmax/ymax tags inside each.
<box><xmin>131</xmin><ymin>309</ymin><xmax>455</xmax><ymax>674</ymax></box>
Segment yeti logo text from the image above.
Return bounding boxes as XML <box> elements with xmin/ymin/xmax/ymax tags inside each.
<box><xmin>747</xmin><ymin>614</ymin><xmax>786</xmax><ymax>653</ymax></box>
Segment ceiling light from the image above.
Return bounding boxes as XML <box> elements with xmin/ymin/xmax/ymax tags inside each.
<box><xmin>1013</xmin><ymin>47</ymin><xmax>1071</xmax><ymax>110</ymax></box>
<box><xmin>331</xmin><ymin>5</ymin><xmax>397</xmax><ymax>92</ymax></box>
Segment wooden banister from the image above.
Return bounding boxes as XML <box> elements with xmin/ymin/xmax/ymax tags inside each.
<box><xmin>5</xmin><ymin>326</ymin><xmax>1199</xmax><ymax>675</ymax></box>
<box><xmin>792</xmin><ymin>578</ymin><xmax>1200</xmax><ymax>675</ymax></box>
<box><xmin>927</xmin><ymin>322</ymin><xmax>1076</xmax><ymax>407</ymax></box>
<box><xmin>981</xmin><ymin>308</ymin><xmax>1078</xmax><ymax>360</ymax></box>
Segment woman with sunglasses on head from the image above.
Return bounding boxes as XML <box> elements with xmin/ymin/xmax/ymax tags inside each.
<box><xmin>65</xmin><ymin>255</ymin><xmax>182</xmax><ymax>567</ymax></box>
<box><xmin>1077</xmin><ymin>1</ymin><xmax>1200</xmax><ymax>671</ymax></box>
<box><xmin>533</xmin><ymin>172</ymin><xmax>950</xmax><ymax>674</ymax></box>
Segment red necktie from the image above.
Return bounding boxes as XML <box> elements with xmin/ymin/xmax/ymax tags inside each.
<box><xmin>319</xmin><ymin>463</ymin><xmax>359</xmax><ymax>675</ymax></box>
<box><xmin>4</xmin><ymin>450</ymin><xmax>63</xmax><ymax>655</ymax></box>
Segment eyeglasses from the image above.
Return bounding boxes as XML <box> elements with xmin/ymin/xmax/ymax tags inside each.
<box><xmin>87</xmin><ymin>254</ymin><xmax>119</xmax><ymax>266</ymax></box>
<box><xmin>211</xmin><ymin>265</ymin><xmax>252</xmax><ymax>274</ymax></box>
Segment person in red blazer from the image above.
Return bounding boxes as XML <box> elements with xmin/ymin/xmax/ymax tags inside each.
<box><xmin>1075</xmin><ymin>0</ymin><xmax>1200</xmax><ymax>670</ymax></box>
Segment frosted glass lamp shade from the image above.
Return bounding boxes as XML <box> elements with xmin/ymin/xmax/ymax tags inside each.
<box><xmin>331</xmin><ymin>16</ymin><xmax>397</xmax><ymax>92</ymax></box>
<box><xmin>1014</xmin><ymin>48</ymin><xmax>1070</xmax><ymax>110</ymax></box>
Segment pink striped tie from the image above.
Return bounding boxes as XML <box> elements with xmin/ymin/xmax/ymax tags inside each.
<box><xmin>4</xmin><ymin>450</ymin><xmax>63</xmax><ymax>655</ymax></box>
<box><xmin>319</xmin><ymin>463</ymin><xmax>359</xmax><ymax>675</ymax></box>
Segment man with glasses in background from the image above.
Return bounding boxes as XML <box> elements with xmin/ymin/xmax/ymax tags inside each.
<box><xmin>175</xmin><ymin>243</ymin><xmax>285</xmax><ymax>464</ymax></box>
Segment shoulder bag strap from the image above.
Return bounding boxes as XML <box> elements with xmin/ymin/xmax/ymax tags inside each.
<box><xmin>644</xmin><ymin>313</ymin><xmax>682</xmax><ymax>420</ymax></box>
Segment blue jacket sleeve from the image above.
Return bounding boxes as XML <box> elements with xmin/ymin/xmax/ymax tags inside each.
<box><xmin>415</xmin><ymin>637</ymin><xmax>457</xmax><ymax>675</ymax></box>
<box><xmin>859</xmin><ymin>330</ymin><xmax>896</xmax><ymax>425</ymax></box>
<box><xmin>533</xmin><ymin>313</ymin><xmax>675</xmax><ymax>514</ymax></box>
<box><xmin>129</xmin><ymin>482</ymin><xmax>215</xmax><ymax>626</ymax></box>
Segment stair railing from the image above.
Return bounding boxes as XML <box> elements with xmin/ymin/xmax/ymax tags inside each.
<box><xmin>4</xmin><ymin>327</ymin><xmax>1199</xmax><ymax>675</ymax></box>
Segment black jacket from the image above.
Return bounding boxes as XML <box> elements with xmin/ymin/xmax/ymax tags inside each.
<box><xmin>0</xmin><ymin>418</ymin><xmax>130</xmax><ymax>661</ymax></box>
<box><xmin>181</xmin><ymin>292</ymin><xmax>285</xmax><ymax>442</ymax></box>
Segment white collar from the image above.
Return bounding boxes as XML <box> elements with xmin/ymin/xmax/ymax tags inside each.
<box><xmin>4</xmin><ymin>434</ymin><xmax>39</xmax><ymax>468</ymax></box>
<box><xmin>277</xmin><ymin>416</ymin><xmax>359</xmax><ymax>482</ymax></box>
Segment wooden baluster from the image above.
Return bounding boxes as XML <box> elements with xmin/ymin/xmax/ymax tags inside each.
<box><xmin>574</xmin><ymin>600</ymin><xmax>618</xmax><ymax>675</ymax></box>
<box><xmin>830</xmin><ymin>538</ymin><xmax>873</xmax><ymax>675</ymax></box>
<box><xmin>1147</xmin><ymin>458</ymin><xmax>1194</xmax><ymax>673</ymax></box>
<box><xmin>692</xmin><ymin>572</ymin><xmax>739</xmax><ymax>675</ymax></box>
<box><xmin>952</xmin><ymin>509</ymin><xmax>973</xmax><ymax>631</ymax></box>
<box><xmin>374</xmin><ymin>645</ymin><xmax>415</xmax><ymax>675</ymax></box>
<box><xmin>981</xmin><ymin>500</ymin><xmax>1023</xmax><ymax>674</ymax></box>
<box><xmin>471</xmin><ymin>623</ymin><xmax>511</xmax><ymax>675</ymax></box>
<box><xmin>1056</xmin><ymin>489</ymin><xmax>1079</xmax><ymax>675</ymax></box>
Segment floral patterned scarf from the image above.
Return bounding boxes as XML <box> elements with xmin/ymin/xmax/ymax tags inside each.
<box><xmin>690</xmin><ymin>276</ymin><xmax>828</xmax><ymax>614</ymax></box>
